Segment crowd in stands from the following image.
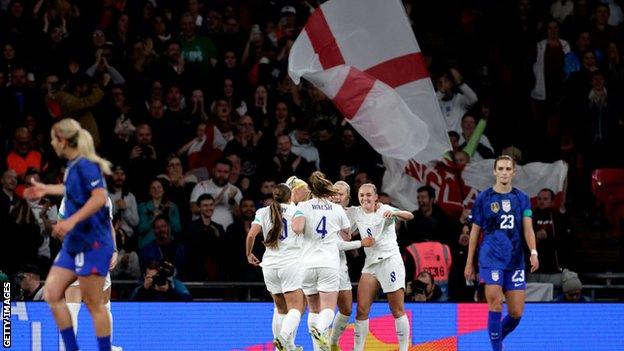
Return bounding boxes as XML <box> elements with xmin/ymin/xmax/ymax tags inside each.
<box><xmin>2</xmin><ymin>0</ymin><xmax>623</xmax><ymax>301</ymax></box>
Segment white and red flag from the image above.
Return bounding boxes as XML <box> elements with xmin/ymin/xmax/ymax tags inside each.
<box><xmin>288</xmin><ymin>0</ymin><xmax>451</xmax><ymax>163</ymax></box>
<box><xmin>289</xmin><ymin>0</ymin><xmax>568</xmax><ymax>212</ymax></box>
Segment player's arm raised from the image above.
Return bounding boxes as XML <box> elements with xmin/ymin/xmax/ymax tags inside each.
<box><xmin>464</xmin><ymin>222</ymin><xmax>481</xmax><ymax>281</ymax></box>
<box><xmin>523</xmin><ymin>217</ymin><xmax>539</xmax><ymax>273</ymax></box>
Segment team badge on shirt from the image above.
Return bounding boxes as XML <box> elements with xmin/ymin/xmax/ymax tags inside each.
<box><xmin>491</xmin><ymin>270</ymin><xmax>500</xmax><ymax>282</ymax></box>
<box><xmin>490</xmin><ymin>202</ymin><xmax>500</xmax><ymax>213</ymax></box>
<box><xmin>502</xmin><ymin>199</ymin><xmax>511</xmax><ymax>213</ymax></box>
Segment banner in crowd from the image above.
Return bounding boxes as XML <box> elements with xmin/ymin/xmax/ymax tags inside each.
<box><xmin>384</xmin><ymin>158</ymin><xmax>569</xmax><ymax>212</ymax></box>
<box><xmin>288</xmin><ymin>0</ymin><xmax>451</xmax><ymax>163</ymax></box>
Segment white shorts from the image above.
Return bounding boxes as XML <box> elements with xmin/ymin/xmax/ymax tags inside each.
<box><xmin>69</xmin><ymin>272</ymin><xmax>112</xmax><ymax>291</ymax></box>
<box><xmin>302</xmin><ymin>267</ymin><xmax>340</xmax><ymax>295</ymax></box>
<box><xmin>338</xmin><ymin>264</ymin><xmax>352</xmax><ymax>291</ymax></box>
<box><xmin>362</xmin><ymin>255</ymin><xmax>405</xmax><ymax>293</ymax></box>
<box><xmin>263</xmin><ymin>265</ymin><xmax>302</xmax><ymax>295</ymax></box>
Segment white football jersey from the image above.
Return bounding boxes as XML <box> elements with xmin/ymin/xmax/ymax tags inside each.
<box><xmin>350</xmin><ymin>204</ymin><xmax>401</xmax><ymax>266</ymax></box>
<box><xmin>253</xmin><ymin>203</ymin><xmax>300</xmax><ymax>269</ymax></box>
<box><xmin>295</xmin><ymin>198</ymin><xmax>350</xmax><ymax>270</ymax></box>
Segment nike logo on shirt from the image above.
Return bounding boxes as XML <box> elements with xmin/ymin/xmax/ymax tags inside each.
<box><xmin>90</xmin><ymin>180</ymin><xmax>100</xmax><ymax>187</ymax></box>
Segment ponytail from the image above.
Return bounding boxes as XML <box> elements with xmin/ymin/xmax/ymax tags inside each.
<box><xmin>264</xmin><ymin>184</ymin><xmax>291</xmax><ymax>249</ymax></box>
<box><xmin>54</xmin><ymin>119</ymin><xmax>112</xmax><ymax>175</ymax></box>
<box><xmin>308</xmin><ymin>171</ymin><xmax>338</xmax><ymax>199</ymax></box>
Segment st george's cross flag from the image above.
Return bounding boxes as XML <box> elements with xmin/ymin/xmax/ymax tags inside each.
<box><xmin>288</xmin><ymin>0</ymin><xmax>451</xmax><ymax>163</ymax></box>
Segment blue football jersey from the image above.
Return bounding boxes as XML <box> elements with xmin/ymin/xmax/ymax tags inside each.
<box><xmin>471</xmin><ymin>187</ymin><xmax>532</xmax><ymax>270</ymax></box>
<box><xmin>62</xmin><ymin>157</ymin><xmax>113</xmax><ymax>254</ymax></box>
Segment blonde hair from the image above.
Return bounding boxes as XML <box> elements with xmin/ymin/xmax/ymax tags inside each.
<box><xmin>334</xmin><ymin>181</ymin><xmax>351</xmax><ymax>198</ymax></box>
<box><xmin>53</xmin><ymin>119</ymin><xmax>112</xmax><ymax>175</ymax></box>
<box><xmin>359</xmin><ymin>183</ymin><xmax>378</xmax><ymax>194</ymax></box>
<box><xmin>286</xmin><ymin>176</ymin><xmax>308</xmax><ymax>192</ymax></box>
<box><xmin>308</xmin><ymin>171</ymin><xmax>338</xmax><ymax>199</ymax></box>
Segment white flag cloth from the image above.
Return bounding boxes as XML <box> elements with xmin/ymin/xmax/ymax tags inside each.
<box><xmin>288</xmin><ymin>0</ymin><xmax>451</xmax><ymax>163</ymax></box>
<box><xmin>383</xmin><ymin>158</ymin><xmax>569</xmax><ymax>212</ymax></box>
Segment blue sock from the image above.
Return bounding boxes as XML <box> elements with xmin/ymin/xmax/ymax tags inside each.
<box><xmin>97</xmin><ymin>335</ymin><xmax>111</xmax><ymax>351</ymax></box>
<box><xmin>501</xmin><ymin>315</ymin><xmax>521</xmax><ymax>340</ymax></box>
<box><xmin>488</xmin><ymin>311</ymin><xmax>502</xmax><ymax>351</ymax></box>
<box><xmin>60</xmin><ymin>327</ymin><xmax>79</xmax><ymax>351</ymax></box>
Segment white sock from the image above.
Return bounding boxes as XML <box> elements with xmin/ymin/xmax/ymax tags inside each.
<box><xmin>308</xmin><ymin>312</ymin><xmax>320</xmax><ymax>351</ymax></box>
<box><xmin>317</xmin><ymin>308</ymin><xmax>335</xmax><ymax>334</ymax></box>
<box><xmin>290</xmin><ymin>318</ymin><xmax>298</xmax><ymax>347</ymax></box>
<box><xmin>67</xmin><ymin>303</ymin><xmax>81</xmax><ymax>335</ymax></box>
<box><xmin>105</xmin><ymin>301</ymin><xmax>113</xmax><ymax>342</ymax></box>
<box><xmin>280</xmin><ymin>309</ymin><xmax>302</xmax><ymax>348</ymax></box>
<box><xmin>272</xmin><ymin>308</ymin><xmax>285</xmax><ymax>339</ymax></box>
<box><xmin>330</xmin><ymin>312</ymin><xmax>350</xmax><ymax>345</ymax></box>
<box><xmin>353</xmin><ymin>319</ymin><xmax>369</xmax><ymax>351</ymax></box>
<box><xmin>395</xmin><ymin>314</ymin><xmax>410</xmax><ymax>351</ymax></box>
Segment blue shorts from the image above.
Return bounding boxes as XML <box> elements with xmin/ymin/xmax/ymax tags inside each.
<box><xmin>53</xmin><ymin>245</ymin><xmax>113</xmax><ymax>277</ymax></box>
<box><xmin>479</xmin><ymin>267</ymin><xmax>526</xmax><ymax>291</ymax></box>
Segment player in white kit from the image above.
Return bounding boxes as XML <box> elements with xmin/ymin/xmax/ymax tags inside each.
<box><xmin>246</xmin><ymin>184</ymin><xmax>304</xmax><ymax>351</ymax></box>
<box><xmin>292</xmin><ymin>172</ymin><xmax>373</xmax><ymax>351</ymax></box>
<box><xmin>59</xmin><ymin>197</ymin><xmax>122</xmax><ymax>351</ymax></box>
<box><xmin>350</xmin><ymin>183</ymin><xmax>413</xmax><ymax>351</ymax></box>
<box><xmin>328</xmin><ymin>181</ymin><xmax>371</xmax><ymax>350</ymax></box>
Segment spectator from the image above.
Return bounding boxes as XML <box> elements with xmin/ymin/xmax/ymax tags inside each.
<box><xmin>527</xmin><ymin>188</ymin><xmax>570</xmax><ymax>287</ymax></box>
<box><xmin>530</xmin><ymin>19</ymin><xmax>570</xmax><ymax>104</ymax></box>
<box><xmin>184</xmin><ymin>194</ymin><xmax>225</xmax><ymax>281</ymax></box>
<box><xmin>6</xmin><ymin>127</ymin><xmax>43</xmax><ymax>182</ymax></box>
<box><xmin>52</xmin><ymin>74</ymin><xmax>106</xmax><ymax>147</ymax></box>
<box><xmin>137</xmin><ymin>179</ymin><xmax>182</xmax><ymax>249</ymax></box>
<box><xmin>130</xmin><ymin>260</ymin><xmax>191</xmax><ymax>301</ymax></box>
<box><xmin>5</xmin><ymin>199</ymin><xmax>43</xmax><ymax>275</ymax></box>
<box><xmin>407</xmin><ymin>271</ymin><xmax>442</xmax><ymax>302</ymax></box>
<box><xmin>550</xmin><ymin>0</ymin><xmax>574</xmax><ymax>23</ymax></box>
<box><xmin>272</xmin><ymin>134</ymin><xmax>313</xmax><ymax>181</ymax></box>
<box><xmin>127</xmin><ymin>123</ymin><xmax>159</xmax><ymax>201</ymax></box>
<box><xmin>457</xmin><ymin>113</ymin><xmax>495</xmax><ymax>161</ymax></box>
<box><xmin>554</xmin><ymin>269</ymin><xmax>591</xmax><ymax>302</ymax></box>
<box><xmin>143</xmin><ymin>97</ymin><xmax>179</xmax><ymax>157</ymax></box>
<box><xmin>177</xmin><ymin>121</ymin><xmax>226</xmax><ymax>180</ymax></box>
<box><xmin>223</xmin><ymin>115</ymin><xmax>266</xmax><ymax>180</ymax></box>
<box><xmin>22</xmin><ymin>169</ymin><xmax>57</xmax><ymax>270</ymax></box>
<box><xmin>158</xmin><ymin>155</ymin><xmax>197</xmax><ymax>224</ymax></box>
<box><xmin>139</xmin><ymin>215</ymin><xmax>185</xmax><ymax>274</ymax></box>
<box><xmin>108</xmin><ymin>164</ymin><xmax>140</xmax><ymax>239</ymax></box>
<box><xmin>0</xmin><ymin>169</ymin><xmax>18</xmax><ymax>227</ymax></box>
<box><xmin>85</xmin><ymin>48</ymin><xmax>125</xmax><ymax>85</ymax></box>
<box><xmin>448</xmin><ymin>223</ymin><xmax>475</xmax><ymax>301</ymax></box>
<box><xmin>590</xmin><ymin>3</ymin><xmax>619</xmax><ymax>53</ymax></box>
<box><xmin>436</xmin><ymin>68</ymin><xmax>478</xmax><ymax>133</ymax></box>
<box><xmin>401</xmin><ymin>185</ymin><xmax>453</xmax><ymax>247</ymax></box>
<box><xmin>190</xmin><ymin>158</ymin><xmax>242</xmax><ymax>228</ymax></box>
<box><xmin>224</xmin><ymin>197</ymin><xmax>263</xmax><ymax>282</ymax></box>
<box><xmin>16</xmin><ymin>264</ymin><xmax>44</xmax><ymax>301</ymax></box>
<box><xmin>289</xmin><ymin>121</ymin><xmax>320</xmax><ymax>170</ymax></box>
<box><xmin>180</xmin><ymin>12</ymin><xmax>217</xmax><ymax>72</ymax></box>
<box><xmin>110</xmin><ymin>215</ymin><xmax>141</xmax><ymax>280</ymax></box>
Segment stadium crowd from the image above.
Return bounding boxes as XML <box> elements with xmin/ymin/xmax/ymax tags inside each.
<box><xmin>1</xmin><ymin>0</ymin><xmax>623</xmax><ymax>301</ymax></box>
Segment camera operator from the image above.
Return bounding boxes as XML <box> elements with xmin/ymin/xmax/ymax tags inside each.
<box><xmin>130</xmin><ymin>260</ymin><xmax>191</xmax><ymax>301</ymax></box>
<box><xmin>407</xmin><ymin>271</ymin><xmax>442</xmax><ymax>302</ymax></box>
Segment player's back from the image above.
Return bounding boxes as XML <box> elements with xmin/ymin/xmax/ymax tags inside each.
<box><xmin>297</xmin><ymin>197</ymin><xmax>350</xmax><ymax>270</ymax></box>
<box><xmin>255</xmin><ymin>203</ymin><xmax>300</xmax><ymax>268</ymax></box>
<box><xmin>472</xmin><ymin>187</ymin><xmax>530</xmax><ymax>270</ymax></box>
<box><xmin>63</xmin><ymin>157</ymin><xmax>113</xmax><ymax>253</ymax></box>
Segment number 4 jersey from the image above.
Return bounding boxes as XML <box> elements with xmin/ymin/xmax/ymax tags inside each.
<box><xmin>295</xmin><ymin>198</ymin><xmax>350</xmax><ymax>270</ymax></box>
<box><xmin>471</xmin><ymin>187</ymin><xmax>532</xmax><ymax>271</ymax></box>
<box><xmin>253</xmin><ymin>203</ymin><xmax>300</xmax><ymax>269</ymax></box>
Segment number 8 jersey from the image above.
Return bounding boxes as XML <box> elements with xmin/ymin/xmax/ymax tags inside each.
<box><xmin>295</xmin><ymin>198</ymin><xmax>350</xmax><ymax>270</ymax></box>
<box><xmin>253</xmin><ymin>203</ymin><xmax>300</xmax><ymax>269</ymax></box>
<box><xmin>471</xmin><ymin>187</ymin><xmax>532</xmax><ymax>271</ymax></box>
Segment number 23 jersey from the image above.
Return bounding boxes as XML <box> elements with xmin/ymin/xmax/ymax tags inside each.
<box><xmin>471</xmin><ymin>187</ymin><xmax>532</xmax><ymax>271</ymax></box>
